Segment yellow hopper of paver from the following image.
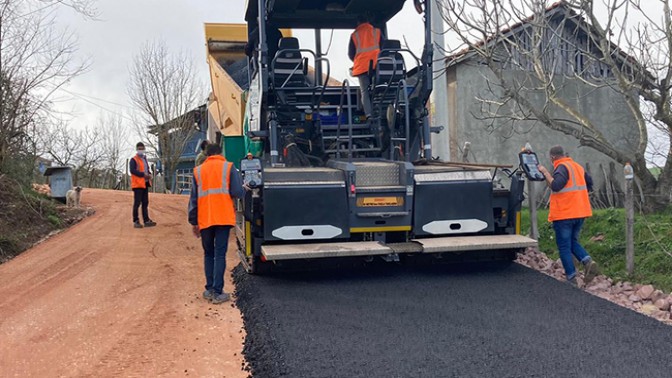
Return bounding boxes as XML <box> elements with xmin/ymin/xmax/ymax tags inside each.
<box><xmin>204</xmin><ymin>23</ymin><xmax>249</xmax><ymax>162</ymax></box>
<box><xmin>204</xmin><ymin>23</ymin><xmax>291</xmax><ymax>163</ymax></box>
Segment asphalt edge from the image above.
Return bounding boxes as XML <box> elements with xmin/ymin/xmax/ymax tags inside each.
<box><xmin>233</xmin><ymin>264</ymin><xmax>289</xmax><ymax>377</ymax></box>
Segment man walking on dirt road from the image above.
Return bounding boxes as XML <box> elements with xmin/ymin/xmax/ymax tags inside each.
<box><xmin>130</xmin><ymin>142</ymin><xmax>157</xmax><ymax>229</ymax></box>
<box><xmin>538</xmin><ymin>145</ymin><xmax>599</xmax><ymax>287</ymax></box>
<box><xmin>188</xmin><ymin>143</ymin><xmax>245</xmax><ymax>304</ymax></box>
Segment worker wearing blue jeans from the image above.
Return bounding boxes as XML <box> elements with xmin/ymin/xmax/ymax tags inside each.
<box><xmin>188</xmin><ymin>144</ymin><xmax>245</xmax><ymax>304</ymax></box>
<box><xmin>199</xmin><ymin>226</ymin><xmax>231</xmax><ymax>298</ymax></box>
<box><xmin>538</xmin><ymin>145</ymin><xmax>599</xmax><ymax>286</ymax></box>
<box><xmin>552</xmin><ymin>218</ymin><xmax>592</xmax><ymax>281</ymax></box>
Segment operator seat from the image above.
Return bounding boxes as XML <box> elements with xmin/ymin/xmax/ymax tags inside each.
<box><xmin>373</xmin><ymin>40</ymin><xmax>406</xmax><ymax>91</ymax></box>
<box><xmin>371</xmin><ymin>40</ymin><xmax>407</xmax><ymax>116</ymax></box>
<box><xmin>272</xmin><ymin>37</ymin><xmax>308</xmax><ymax>88</ymax></box>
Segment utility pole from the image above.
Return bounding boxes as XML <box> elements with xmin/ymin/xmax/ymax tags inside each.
<box><xmin>429</xmin><ymin>0</ymin><xmax>450</xmax><ymax>161</ymax></box>
<box><xmin>624</xmin><ymin>162</ymin><xmax>635</xmax><ymax>275</ymax></box>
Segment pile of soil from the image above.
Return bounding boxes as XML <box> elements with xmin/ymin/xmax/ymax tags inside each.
<box><xmin>0</xmin><ymin>175</ymin><xmax>91</xmax><ymax>263</ymax></box>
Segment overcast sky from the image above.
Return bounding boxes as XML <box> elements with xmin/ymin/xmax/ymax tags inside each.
<box><xmin>52</xmin><ymin>0</ymin><xmax>667</xmax><ymax>164</ymax></box>
<box><xmin>53</xmin><ymin>0</ymin><xmax>428</xmax><ymax>134</ymax></box>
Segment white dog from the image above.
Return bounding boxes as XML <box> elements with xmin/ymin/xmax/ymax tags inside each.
<box><xmin>66</xmin><ymin>186</ymin><xmax>82</xmax><ymax>208</ymax></box>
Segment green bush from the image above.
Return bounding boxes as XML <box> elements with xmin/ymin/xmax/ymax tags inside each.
<box><xmin>47</xmin><ymin>214</ymin><xmax>62</xmax><ymax>227</ymax></box>
<box><xmin>522</xmin><ymin>207</ymin><xmax>672</xmax><ymax>292</ymax></box>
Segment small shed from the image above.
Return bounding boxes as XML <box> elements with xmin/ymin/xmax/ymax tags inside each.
<box><xmin>44</xmin><ymin>166</ymin><xmax>73</xmax><ymax>202</ymax></box>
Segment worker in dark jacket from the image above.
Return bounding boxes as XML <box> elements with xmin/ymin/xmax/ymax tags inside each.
<box><xmin>129</xmin><ymin>142</ymin><xmax>157</xmax><ymax>229</ymax></box>
<box><xmin>538</xmin><ymin>145</ymin><xmax>599</xmax><ymax>287</ymax></box>
<box><xmin>195</xmin><ymin>140</ymin><xmax>209</xmax><ymax>166</ymax></box>
<box><xmin>188</xmin><ymin>143</ymin><xmax>246</xmax><ymax>304</ymax></box>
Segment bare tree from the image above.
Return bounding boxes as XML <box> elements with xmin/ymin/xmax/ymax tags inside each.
<box><xmin>42</xmin><ymin>121</ymin><xmax>106</xmax><ymax>186</ymax></box>
<box><xmin>99</xmin><ymin>113</ymin><xmax>128</xmax><ymax>188</ymax></box>
<box><xmin>74</xmin><ymin>126</ymin><xmax>105</xmax><ymax>186</ymax></box>
<box><xmin>439</xmin><ymin>0</ymin><xmax>672</xmax><ymax>211</ymax></box>
<box><xmin>37</xmin><ymin>0</ymin><xmax>98</xmax><ymax>18</ymax></box>
<box><xmin>43</xmin><ymin>121</ymin><xmax>77</xmax><ymax>167</ymax></box>
<box><xmin>0</xmin><ymin>0</ymin><xmax>90</xmax><ymax>173</ymax></box>
<box><xmin>127</xmin><ymin>40</ymin><xmax>202</xmax><ymax>193</ymax></box>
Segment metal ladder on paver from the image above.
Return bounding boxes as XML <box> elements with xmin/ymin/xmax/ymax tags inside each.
<box><xmin>174</xmin><ymin>169</ymin><xmax>193</xmax><ymax>195</ymax></box>
<box><xmin>322</xmin><ymin>80</ymin><xmax>381</xmax><ymax>159</ymax></box>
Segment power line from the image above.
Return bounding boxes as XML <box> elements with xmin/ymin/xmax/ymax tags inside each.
<box><xmin>58</xmin><ymin>89</ymin><xmax>137</xmax><ymax>123</ymax></box>
<box><xmin>57</xmin><ymin>88</ymin><xmax>133</xmax><ymax>109</ymax></box>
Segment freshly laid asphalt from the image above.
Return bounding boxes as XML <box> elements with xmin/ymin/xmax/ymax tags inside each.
<box><xmin>234</xmin><ymin>261</ymin><xmax>672</xmax><ymax>378</ymax></box>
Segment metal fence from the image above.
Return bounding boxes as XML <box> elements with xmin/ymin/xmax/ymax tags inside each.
<box><xmin>174</xmin><ymin>169</ymin><xmax>193</xmax><ymax>195</ymax></box>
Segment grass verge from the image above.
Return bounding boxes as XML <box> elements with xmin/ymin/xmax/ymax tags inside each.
<box><xmin>522</xmin><ymin>207</ymin><xmax>672</xmax><ymax>292</ymax></box>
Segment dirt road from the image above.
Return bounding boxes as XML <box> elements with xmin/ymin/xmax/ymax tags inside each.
<box><xmin>0</xmin><ymin>189</ymin><xmax>246</xmax><ymax>377</ymax></box>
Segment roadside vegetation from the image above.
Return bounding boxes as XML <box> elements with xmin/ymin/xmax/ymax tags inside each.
<box><xmin>0</xmin><ymin>1</ymin><xmax>98</xmax><ymax>263</ymax></box>
<box><xmin>522</xmin><ymin>208</ymin><xmax>672</xmax><ymax>292</ymax></box>
<box><xmin>0</xmin><ymin>174</ymin><xmax>90</xmax><ymax>263</ymax></box>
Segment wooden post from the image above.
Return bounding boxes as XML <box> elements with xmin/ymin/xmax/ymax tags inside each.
<box><xmin>125</xmin><ymin>158</ymin><xmax>129</xmax><ymax>191</ymax></box>
<box><xmin>529</xmin><ymin>180</ymin><xmax>539</xmax><ymax>240</ymax></box>
<box><xmin>624</xmin><ymin>162</ymin><xmax>635</xmax><ymax>275</ymax></box>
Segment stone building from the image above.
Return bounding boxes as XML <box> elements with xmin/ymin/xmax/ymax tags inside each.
<box><xmin>441</xmin><ymin>2</ymin><xmax>641</xmax><ymax>206</ymax></box>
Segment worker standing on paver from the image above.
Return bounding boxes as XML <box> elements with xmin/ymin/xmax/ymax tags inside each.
<box><xmin>195</xmin><ymin>140</ymin><xmax>209</xmax><ymax>166</ymax></box>
<box><xmin>188</xmin><ymin>143</ymin><xmax>245</xmax><ymax>304</ymax></box>
<box><xmin>538</xmin><ymin>145</ymin><xmax>599</xmax><ymax>287</ymax></box>
<box><xmin>348</xmin><ymin>14</ymin><xmax>383</xmax><ymax>118</ymax></box>
<box><xmin>130</xmin><ymin>142</ymin><xmax>157</xmax><ymax>229</ymax></box>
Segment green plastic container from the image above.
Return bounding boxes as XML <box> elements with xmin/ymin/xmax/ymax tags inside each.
<box><xmin>222</xmin><ymin>136</ymin><xmax>246</xmax><ymax>169</ymax></box>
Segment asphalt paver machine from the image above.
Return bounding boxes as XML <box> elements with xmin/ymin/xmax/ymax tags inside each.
<box><xmin>236</xmin><ymin>0</ymin><xmax>537</xmax><ymax>273</ymax></box>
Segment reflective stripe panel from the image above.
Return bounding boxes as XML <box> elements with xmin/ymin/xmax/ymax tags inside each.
<box><xmin>357</xmin><ymin>46</ymin><xmax>379</xmax><ymax>53</ymax></box>
<box><xmin>354</xmin><ymin>27</ymin><xmax>380</xmax><ymax>54</ymax></box>
<box><xmin>557</xmin><ymin>185</ymin><xmax>587</xmax><ymax>193</ymax></box>
<box><xmin>196</xmin><ymin>162</ymin><xmax>231</xmax><ymax>198</ymax></box>
<box><xmin>556</xmin><ymin>162</ymin><xmax>587</xmax><ymax>193</ymax></box>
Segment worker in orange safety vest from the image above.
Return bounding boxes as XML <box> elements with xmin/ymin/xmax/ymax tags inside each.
<box><xmin>129</xmin><ymin>142</ymin><xmax>157</xmax><ymax>229</ymax></box>
<box><xmin>188</xmin><ymin>143</ymin><xmax>246</xmax><ymax>304</ymax></box>
<box><xmin>348</xmin><ymin>14</ymin><xmax>383</xmax><ymax>118</ymax></box>
<box><xmin>538</xmin><ymin>145</ymin><xmax>600</xmax><ymax>287</ymax></box>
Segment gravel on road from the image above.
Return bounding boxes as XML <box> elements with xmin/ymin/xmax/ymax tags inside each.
<box><xmin>235</xmin><ymin>261</ymin><xmax>672</xmax><ymax>378</ymax></box>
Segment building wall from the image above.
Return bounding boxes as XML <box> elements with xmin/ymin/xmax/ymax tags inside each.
<box><xmin>446</xmin><ymin>62</ymin><xmax>638</xmax><ymax>204</ymax></box>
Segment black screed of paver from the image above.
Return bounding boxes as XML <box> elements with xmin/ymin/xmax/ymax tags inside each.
<box><xmin>234</xmin><ymin>261</ymin><xmax>672</xmax><ymax>378</ymax></box>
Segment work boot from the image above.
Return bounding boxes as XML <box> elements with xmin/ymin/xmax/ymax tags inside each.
<box><xmin>583</xmin><ymin>260</ymin><xmax>600</xmax><ymax>284</ymax></box>
<box><xmin>567</xmin><ymin>276</ymin><xmax>579</xmax><ymax>288</ymax></box>
<box><xmin>211</xmin><ymin>293</ymin><xmax>231</xmax><ymax>304</ymax></box>
<box><xmin>134</xmin><ymin>221</ymin><xmax>143</xmax><ymax>229</ymax></box>
<box><xmin>144</xmin><ymin>220</ymin><xmax>157</xmax><ymax>227</ymax></box>
<box><xmin>203</xmin><ymin>289</ymin><xmax>215</xmax><ymax>301</ymax></box>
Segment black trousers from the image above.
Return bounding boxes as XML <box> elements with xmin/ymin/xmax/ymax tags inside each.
<box><xmin>132</xmin><ymin>188</ymin><xmax>149</xmax><ymax>223</ymax></box>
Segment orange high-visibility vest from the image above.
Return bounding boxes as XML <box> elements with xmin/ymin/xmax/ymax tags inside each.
<box><xmin>194</xmin><ymin>155</ymin><xmax>236</xmax><ymax>230</ymax></box>
<box><xmin>548</xmin><ymin>157</ymin><xmax>593</xmax><ymax>222</ymax></box>
<box><xmin>131</xmin><ymin>155</ymin><xmax>151</xmax><ymax>189</ymax></box>
<box><xmin>351</xmin><ymin>23</ymin><xmax>381</xmax><ymax>76</ymax></box>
